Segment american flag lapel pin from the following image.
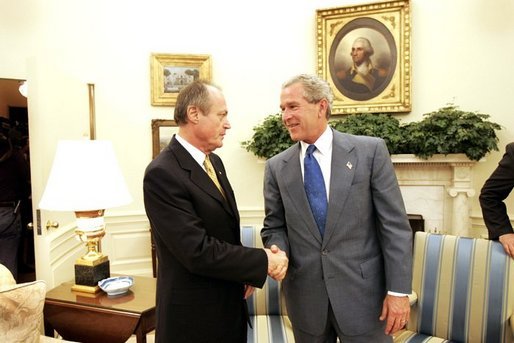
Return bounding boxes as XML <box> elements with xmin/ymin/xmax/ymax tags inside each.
<box><xmin>346</xmin><ymin>161</ymin><xmax>352</xmax><ymax>170</ymax></box>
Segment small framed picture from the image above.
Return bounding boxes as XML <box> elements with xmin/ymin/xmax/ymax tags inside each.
<box><xmin>150</xmin><ymin>54</ymin><xmax>212</xmax><ymax>106</ymax></box>
<box><xmin>151</xmin><ymin>119</ymin><xmax>178</xmax><ymax>158</ymax></box>
<box><xmin>317</xmin><ymin>0</ymin><xmax>411</xmax><ymax>114</ymax></box>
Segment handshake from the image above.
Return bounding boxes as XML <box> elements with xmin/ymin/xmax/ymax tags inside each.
<box><xmin>264</xmin><ymin>245</ymin><xmax>288</xmax><ymax>281</ymax></box>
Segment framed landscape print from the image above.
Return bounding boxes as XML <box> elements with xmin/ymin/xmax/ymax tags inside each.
<box><xmin>151</xmin><ymin>119</ymin><xmax>178</xmax><ymax>158</ymax></box>
<box><xmin>317</xmin><ymin>0</ymin><xmax>411</xmax><ymax>114</ymax></box>
<box><xmin>150</xmin><ymin>54</ymin><xmax>211</xmax><ymax>106</ymax></box>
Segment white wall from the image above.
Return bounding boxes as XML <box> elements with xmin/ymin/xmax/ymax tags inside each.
<box><xmin>1</xmin><ymin>0</ymin><xmax>513</xmax><ymax>232</ymax></box>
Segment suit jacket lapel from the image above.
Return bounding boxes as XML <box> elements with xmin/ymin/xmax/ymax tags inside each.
<box><xmin>171</xmin><ymin>138</ymin><xmax>235</xmax><ymax>217</ymax></box>
<box><xmin>323</xmin><ymin>131</ymin><xmax>356</xmax><ymax>245</ymax></box>
<box><xmin>281</xmin><ymin>143</ymin><xmax>323</xmax><ymax>244</ymax></box>
<box><xmin>210</xmin><ymin>156</ymin><xmax>239</xmax><ymax>220</ymax></box>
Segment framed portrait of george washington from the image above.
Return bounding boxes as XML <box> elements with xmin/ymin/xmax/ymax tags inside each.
<box><xmin>316</xmin><ymin>0</ymin><xmax>411</xmax><ymax>114</ymax></box>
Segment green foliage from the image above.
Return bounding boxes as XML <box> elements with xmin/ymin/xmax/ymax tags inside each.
<box><xmin>242</xmin><ymin>106</ymin><xmax>502</xmax><ymax>161</ymax></box>
<box><xmin>404</xmin><ymin>106</ymin><xmax>502</xmax><ymax>160</ymax></box>
<box><xmin>330</xmin><ymin>114</ymin><xmax>405</xmax><ymax>154</ymax></box>
<box><xmin>241</xmin><ymin>113</ymin><xmax>294</xmax><ymax>159</ymax></box>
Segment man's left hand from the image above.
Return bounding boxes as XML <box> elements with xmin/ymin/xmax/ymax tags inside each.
<box><xmin>244</xmin><ymin>285</ymin><xmax>255</xmax><ymax>299</ymax></box>
<box><xmin>379</xmin><ymin>294</ymin><xmax>410</xmax><ymax>335</ymax></box>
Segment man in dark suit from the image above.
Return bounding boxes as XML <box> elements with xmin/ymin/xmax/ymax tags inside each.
<box><xmin>261</xmin><ymin>74</ymin><xmax>412</xmax><ymax>342</ymax></box>
<box><xmin>144</xmin><ymin>80</ymin><xmax>288</xmax><ymax>343</ymax></box>
<box><xmin>480</xmin><ymin>142</ymin><xmax>514</xmax><ymax>257</ymax></box>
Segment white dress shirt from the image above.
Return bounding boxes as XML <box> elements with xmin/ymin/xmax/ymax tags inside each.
<box><xmin>175</xmin><ymin>134</ymin><xmax>210</xmax><ymax>172</ymax></box>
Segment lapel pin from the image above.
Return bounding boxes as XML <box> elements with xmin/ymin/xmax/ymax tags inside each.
<box><xmin>346</xmin><ymin>161</ymin><xmax>353</xmax><ymax>170</ymax></box>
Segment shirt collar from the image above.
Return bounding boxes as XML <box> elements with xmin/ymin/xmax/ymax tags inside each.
<box><xmin>175</xmin><ymin>133</ymin><xmax>207</xmax><ymax>167</ymax></box>
<box><xmin>300</xmin><ymin>126</ymin><xmax>332</xmax><ymax>157</ymax></box>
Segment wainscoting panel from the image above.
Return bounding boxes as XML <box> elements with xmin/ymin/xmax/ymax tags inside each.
<box><xmin>103</xmin><ymin>213</ymin><xmax>153</xmax><ymax>277</ymax></box>
<box><xmin>47</xmin><ymin>223</ymin><xmax>83</xmax><ymax>287</ymax></box>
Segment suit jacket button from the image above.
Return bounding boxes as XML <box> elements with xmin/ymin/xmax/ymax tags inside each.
<box><xmin>322</xmin><ymin>249</ymin><xmax>328</xmax><ymax>255</ymax></box>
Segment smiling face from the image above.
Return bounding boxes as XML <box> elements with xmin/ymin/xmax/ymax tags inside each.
<box><xmin>280</xmin><ymin>82</ymin><xmax>328</xmax><ymax>144</ymax></box>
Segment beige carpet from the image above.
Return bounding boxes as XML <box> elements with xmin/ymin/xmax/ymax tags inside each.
<box><xmin>125</xmin><ymin>331</ymin><xmax>155</xmax><ymax>343</ymax></box>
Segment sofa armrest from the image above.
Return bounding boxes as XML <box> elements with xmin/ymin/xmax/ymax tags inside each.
<box><xmin>408</xmin><ymin>291</ymin><xmax>417</xmax><ymax>306</ymax></box>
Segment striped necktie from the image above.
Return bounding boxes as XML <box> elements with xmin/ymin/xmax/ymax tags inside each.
<box><xmin>204</xmin><ymin>155</ymin><xmax>226</xmax><ymax>198</ymax></box>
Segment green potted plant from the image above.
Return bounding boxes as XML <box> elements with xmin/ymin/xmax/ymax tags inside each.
<box><xmin>241</xmin><ymin>113</ymin><xmax>293</xmax><ymax>159</ymax></box>
<box><xmin>242</xmin><ymin>105</ymin><xmax>502</xmax><ymax>161</ymax></box>
<box><xmin>329</xmin><ymin>113</ymin><xmax>405</xmax><ymax>154</ymax></box>
<box><xmin>400</xmin><ymin>105</ymin><xmax>502</xmax><ymax>161</ymax></box>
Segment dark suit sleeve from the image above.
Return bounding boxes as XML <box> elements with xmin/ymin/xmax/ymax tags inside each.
<box><xmin>479</xmin><ymin>143</ymin><xmax>514</xmax><ymax>240</ymax></box>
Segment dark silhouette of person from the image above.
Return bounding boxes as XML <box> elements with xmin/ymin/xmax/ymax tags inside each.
<box><xmin>0</xmin><ymin>127</ymin><xmax>30</xmax><ymax>280</ymax></box>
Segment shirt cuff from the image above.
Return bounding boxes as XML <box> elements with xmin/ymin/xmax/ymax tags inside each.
<box><xmin>388</xmin><ymin>291</ymin><xmax>409</xmax><ymax>297</ymax></box>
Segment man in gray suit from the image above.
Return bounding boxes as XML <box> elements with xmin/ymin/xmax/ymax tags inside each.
<box><xmin>261</xmin><ymin>74</ymin><xmax>412</xmax><ymax>342</ymax></box>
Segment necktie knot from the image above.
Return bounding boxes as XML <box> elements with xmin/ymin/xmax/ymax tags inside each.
<box><xmin>306</xmin><ymin>144</ymin><xmax>316</xmax><ymax>156</ymax></box>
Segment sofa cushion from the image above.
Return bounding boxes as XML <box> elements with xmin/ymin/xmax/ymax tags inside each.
<box><xmin>248</xmin><ymin>315</ymin><xmax>294</xmax><ymax>342</ymax></box>
<box><xmin>0</xmin><ymin>279</ymin><xmax>46</xmax><ymax>343</ymax></box>
<box><xmin>394</xmin><ymin>329</ymin><xmax>451</xmax><ymax>342</ymax></box>
<box><xmin>0</xmin><ymin>263</ymin><xmax>16</xmax><ymax>290</ymax></box>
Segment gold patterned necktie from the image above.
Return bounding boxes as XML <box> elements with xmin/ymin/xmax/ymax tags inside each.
<box><xmin>203</xmin><ymin>155</ymin><xmax>226</xmax><ymax>198</ymax></box>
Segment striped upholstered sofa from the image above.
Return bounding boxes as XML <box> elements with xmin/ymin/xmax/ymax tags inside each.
<box><xmin>394</xmin><ymin>231</ymin><xmax>514</xmax><ymax>343</ymax></box>
<box><xmin>241</xmin><ymin>226</ymin><xmax>295</xmax><ymax>342</ymax></box>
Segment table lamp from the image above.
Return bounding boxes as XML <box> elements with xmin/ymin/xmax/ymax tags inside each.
<box><xmin>39</xmin><ymin>139</ymin><xmax>132</xmax><ymax>293</ymax></box>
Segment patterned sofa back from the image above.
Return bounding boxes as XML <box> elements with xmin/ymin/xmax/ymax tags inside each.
<box><xmin>409</xmin><ymin>232</ymin><xmax>514</xmax><ymax>342</ymax></box>
<box><xmin>241</xmin><ymin>225</ymin><xmax>287</xmax><ymax>317</ymax></box>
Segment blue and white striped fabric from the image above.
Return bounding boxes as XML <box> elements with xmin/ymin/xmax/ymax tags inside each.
<box><xmin>394</xmin><ymin>232</ymin><xmax>514</xmax><ymax>343</ymax></box>
<box><xmin>241</xmin><ymin>226</ymin><xmax>294</xmax><ymax>343</ymax></box>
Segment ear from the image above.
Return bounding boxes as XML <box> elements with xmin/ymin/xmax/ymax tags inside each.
<box><xmin>186</xmin><ymin>105</ymin><xmax>200</xmax><ymax>124</ymax></box>
<box><xmin>318</xmin><ymin>99</ymin><xmax>328</xmax><ymax>118</ymax></box>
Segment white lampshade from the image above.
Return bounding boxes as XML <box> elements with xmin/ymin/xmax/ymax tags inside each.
<box><xmin>39</xmin><ymin>140</ymin><xmax>132</xmax><ymax>211</ymax></box>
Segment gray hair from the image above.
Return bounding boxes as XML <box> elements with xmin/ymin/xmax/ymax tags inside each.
<box><xmin>282</xmin><ymin>74</ymin><xmax>333</xmax><ymax>118</ymax></box>
<box><xmin>353</xmin><ymin>37</ymin><xmax>374</xmax><ymax>56</ymax></box>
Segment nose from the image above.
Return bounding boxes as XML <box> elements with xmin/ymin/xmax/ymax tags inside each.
<box><xmin>224</xmin><ymin>118</ymin><xmax>231</xmax><ymax>129</ymax></box>
<box><xmin>282</xmin><ymin>110</ymin><xmax>292</xmax><ymax>122</ymax></box>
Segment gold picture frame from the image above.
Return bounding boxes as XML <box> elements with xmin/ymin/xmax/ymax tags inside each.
<box><xmin>316</xmin><ymin>0</ymin><xmax>411</xmax><ymax>114</ymax></box>
<box><xmin>150</xmin><ymin>54</ymin><xmax>212</xmax><ymax>106</ymax></box>
<box><xmin>151</xmin><ymin>119</ymin><xmax>178</xmax><ymax>158</ymax></box>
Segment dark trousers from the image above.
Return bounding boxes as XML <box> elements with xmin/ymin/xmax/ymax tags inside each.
<box><xmin>0</xmin><ymin>205</ymin><xmax>22</xmax><ymax>280</ymax></box>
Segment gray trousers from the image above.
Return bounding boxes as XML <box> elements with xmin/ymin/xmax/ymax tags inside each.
<box><xmin>292</xmin><ymin>303</ymin><xmax>393</xmax><ymax>343</ymax></box>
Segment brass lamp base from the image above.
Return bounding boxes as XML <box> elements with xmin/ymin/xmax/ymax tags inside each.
<box><xmin>73</xmin><ymin>257</ymin><xmax>110</xmax><ymax>293</ymax></box>
<box><xmin>71</xmin><ymin>210</ymin><xmax>111</xmax><ymax>294</ymax></box>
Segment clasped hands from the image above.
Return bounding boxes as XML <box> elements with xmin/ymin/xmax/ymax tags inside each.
<box><xmin>264</xmin><ymin>245</ymin><xmax>288</xmax><ymax>281</ymax></box>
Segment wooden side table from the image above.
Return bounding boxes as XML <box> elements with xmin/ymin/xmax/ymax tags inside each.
<box><xmin>44</xmin><ymin>275</ymin><xmax>156</xmax><ymax>343</ymax></box>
